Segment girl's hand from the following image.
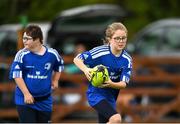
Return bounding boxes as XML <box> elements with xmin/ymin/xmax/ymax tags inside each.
<box><xmin>98</xmin><ymin>79</ymin><xmax>112</xmax><ymax>88</ymax></box>
<box><xmin>83</xmin><ymin>68</ymin><xmax>93</xmax><ymax>81</ymax></box>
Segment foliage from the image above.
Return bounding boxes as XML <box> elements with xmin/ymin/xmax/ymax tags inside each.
<box><xmin>1</xmin><ymin>0</ymin><xmax>180</xmax><ymax>37</ymax></box>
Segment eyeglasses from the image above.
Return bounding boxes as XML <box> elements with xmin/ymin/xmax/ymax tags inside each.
<box><xmin>23</xmin><ymin>37</ymin><xmax>33</xmax><ymax>41</ymax></box>
<box><xmin>113</xmin><ymin>36</ymin><xmax>127</xmax><ymax>43</ymax></box>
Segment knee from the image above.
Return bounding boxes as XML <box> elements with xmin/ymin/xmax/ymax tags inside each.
<box><xmin>108</xmin><ymin>114</ymin><xmax>121</xmax><ymax>123</ymax></box>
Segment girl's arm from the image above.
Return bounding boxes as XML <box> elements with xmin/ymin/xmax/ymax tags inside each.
<box><xmin>73</xmin><ymin>57</ymin><xmax>92</xmax><ymax>81</ymax></box>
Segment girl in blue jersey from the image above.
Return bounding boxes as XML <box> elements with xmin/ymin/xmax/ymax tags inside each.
<box><xmin>9</xmin><ymin>25</ymin><xmax>64</xmax><ymax>123</ymax></box>
<box><xmin>74</xmin><ymin>22</ymin><xmax>132</xmax><ymax>123</ymax></box>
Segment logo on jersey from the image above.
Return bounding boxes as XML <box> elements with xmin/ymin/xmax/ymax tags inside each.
<box><xmin>36</xmin><ymin>71</ymin><xmax>40</xmax><ymax>75</ymax></box>
<box><xmin>127</xmin><ymin>71</ymin><xmax>131</xmax><ymax>75</ymax></box>
<box><xmin>44</xmin><ymin>63</ymin><xmax>51</xmax><ymax>70</ymax></box>
<box><xmin>27</xmin><ymin>68</ymin><xmax>48</xmax><ymax>79</ymax></box>
<box><xmin>15</xmin><ymin>65</ymin><xmax>20</xmax><ymax>69</ymax></box>
<box><xmin>27</xmin><ymin>71</ymin><xmax>47</xmax><ymax>79</ymax></box>
<box><xmin>83</xmin><ymin>54</ymin><xmax>89</xmax><ymax>60</ymax></box>
<box><xmin>25</xmin><ymin>66</ymin><xmax>35</xmax><ymax>68</ymax></box>
<box><xmin>110</xmin><ymin>72</ymin><xmax>115</xmax><ymax>75</ymax></box>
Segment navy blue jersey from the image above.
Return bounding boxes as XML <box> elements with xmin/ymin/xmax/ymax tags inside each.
<box><xmin>9</xmin><ymin>46</ymin><xmax>64</xmax><ymax>111</ymax></box>
<box><xmin>77</xmin><ymin>45</ymin><xmax>132</xmax><ymax>108</ymax></box>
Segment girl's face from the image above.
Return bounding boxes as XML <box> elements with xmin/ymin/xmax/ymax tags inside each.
<box><xmin>109</xmin><ymin>29</ymin><xmax>127</xmax><ymax>52</ymax></box>
<box><xmin>23</xmin><ymin>32</ymin><xmax>38</xmax><ymax>50</ymax></box>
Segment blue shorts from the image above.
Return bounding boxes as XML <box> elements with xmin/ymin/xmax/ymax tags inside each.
<box><xmin>86</xmin><ymin>89</ymin><xmax>116</xmax><ymax>108</ymax></box>
<box><xmin>16</xmin><ymin>105</ymin><xmax>51</xmax><ymax>123</ymax></box>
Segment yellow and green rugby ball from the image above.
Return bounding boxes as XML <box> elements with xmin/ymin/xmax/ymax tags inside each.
<box><xmin>90</xmin><ymin>65</ymin><xmax>109</xmax><ymax>87</ymax></box>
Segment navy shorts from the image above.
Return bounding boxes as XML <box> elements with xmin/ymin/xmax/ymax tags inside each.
<box><xmin>16</xmin><ymin>105</ymin><xmax>51</xmax><ymax>123</ymax></box>
<box><xmin>92</xmin><ymin>99</ymin><xmax>118</xmax><ymax>123</ymax></box>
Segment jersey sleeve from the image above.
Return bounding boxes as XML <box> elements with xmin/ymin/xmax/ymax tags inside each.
<box><xmin>75</xmin><ymin>51</ymin><xmax>93</xmax><ymax>65</ymax></box>
<box><xmin>9</xmin><ymin>50</ymin><xmax>24</xmax><ymax>79</ymax></box>
<box><xmin>52</xmin><ymin>49</ymin><xmax>64</xmax><ymax>72</ymax></box>
<box><xmin>120</xmin><ymin>56</ymin><xmax>133</xmax><ymax>84</ymax></box>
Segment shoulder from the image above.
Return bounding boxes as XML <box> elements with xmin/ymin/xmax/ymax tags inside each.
<box><xmin>47</xmin><ymin>47</ymin><xmax>62</xmax><ymax>61</ymax></box>
<box><xmin>121</xmin><ymin>50</ymin><xmax>132</xmax><ymax>68</ymax></box>
<box><xmin>47</xmin><ymin>47</ymin><xmax>59</xmax><ymax>55</ymax></box>
<box><xmin>122</xmin><ymin>50</ymin><xmax>132</xmax><ymax>61</ymax></box>
<box><xmin>89</xmin><ymin>45</ymin><xmax>110</xmax><ymax>59</ymax></box>
<box><xmin>14</xmin><ymin>48</ymin><xmax>30</xmax><ymax>62</ymax></box>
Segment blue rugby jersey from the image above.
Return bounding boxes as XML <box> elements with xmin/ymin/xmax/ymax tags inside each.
<box><xmin>77</xmin><ymin>45</ymin><xmax>132</xmax><ymax>108</ymax></box>
<box><xmin>9</xmin><ymin>46</ymin><xmax>64</xmax><ymax>111</ymax></box>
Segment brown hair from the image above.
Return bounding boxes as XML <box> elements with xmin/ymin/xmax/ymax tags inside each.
<box><xmin>25</xmin><ymin>24</ymin><xmax>43</xmax><ymax>44</ymax></box>
<box><xmin>104</xmin><ymin>22</ymin><xmax>128</xmax><ymax>44</ymax></box>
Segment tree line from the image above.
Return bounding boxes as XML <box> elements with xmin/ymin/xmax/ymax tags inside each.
<box><xmin>1</xmin><ymin>0</ymin><xmax>180</xmax><ymax>37</ymax></box>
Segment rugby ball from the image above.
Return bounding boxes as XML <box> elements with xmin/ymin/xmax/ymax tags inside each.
<box><xmin>90</xmin><ymin>65</ymin><xmax>109</xmax><ymax>87</ymax></box>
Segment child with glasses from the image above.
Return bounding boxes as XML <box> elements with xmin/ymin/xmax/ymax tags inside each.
<box><xmin>73</xmin><ymin>22</ymin><xmax>132</xmax><ymax>123</ymax></box>
<box><xmin>9</xmin><ymin>24</ymin><xmax>64</xmax><ymax>123</ymax></box>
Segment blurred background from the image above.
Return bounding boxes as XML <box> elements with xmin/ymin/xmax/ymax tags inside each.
<box><xmin>0</xmin><ymin>0</ymin><xmax>179</xmax><ymax>123</ymax></box>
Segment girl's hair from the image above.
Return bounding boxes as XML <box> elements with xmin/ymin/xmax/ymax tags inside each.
<box><xmin>25</xmin><ymin>24</ymin><xmax>43</xmax><ymax>44</ymax></box>
<box><xmin>103</xmin><ymin>22</ymin><xmax>128</xmax><ymax>44</ymax></box>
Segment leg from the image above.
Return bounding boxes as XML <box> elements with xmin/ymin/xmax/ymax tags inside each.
<box><xmin>108</xmin><ymin>113</ymin><xmax>121</xmax><ymax>123</ymax></box>
<box><xmin>16</xmin><ymin>105</ymin><xmax>37</xmax><ymax>123</ymax></box>
<box><xmin>37</xmin><ymin>110</ymin><xmax>52</xmax><ymax>123</ymax></box>
<box><xmin>93</xmin><ymin>99</ymin><xmax>120</xmax><ymax>123</ymax></box>
<box><xmin>98</xmin><ymin>112</ymin><xmax>109</xmax><ymax>123</ymax></box>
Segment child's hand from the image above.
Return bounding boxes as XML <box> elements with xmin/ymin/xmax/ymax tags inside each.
<box><xmin>83</xmin><ymin>68</ymin><xmax>93</xmax><ymax>81</ymax></box>
<box><xmin>51</xmin><ymin>80</ymin><xmax>59</xmax><ymax>90</ymax></box>
<box><xmin>98</xmin><ymin>79</ymin><xmax>112</xmax><ymax>88</ymax></box>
